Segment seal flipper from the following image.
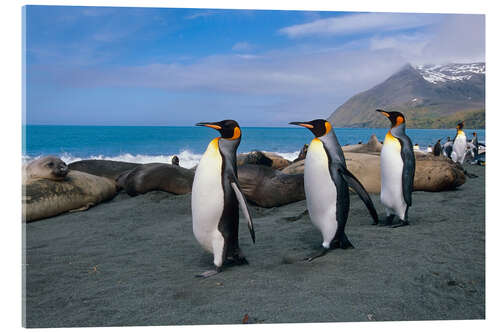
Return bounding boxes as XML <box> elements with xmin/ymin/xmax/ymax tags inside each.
<box><xmin>338</xmin><ymin>166</ymin><xmax>379</xmax><ymax>225</ymax></box>
<box><xmin>230</xmin><ymin>181</ymin><xmax>255</xmax><ymax>243</ymax></box>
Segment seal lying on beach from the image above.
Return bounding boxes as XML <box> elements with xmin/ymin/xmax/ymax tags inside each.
<box><xmin>24</xmin><ymin>156</ymin><xmax>69</xmax><ymax>181</ymax></box>
<box><xmin>238</xmin><ymin>151</ymin><xmax>291</xmax><ymax>170</ymax></box>
<box><xmin>282</xmin><ymin>152</ymin><xmax>466</xmax><ymax>193</ymax></box>
<box><xmin>342</xmin><ymin>134</ymin><xmax>383</xmax><ymax>154</ymax></box>
<box><xmin>237</xmin><ymin>164</ymin><xmax>305</xmax><ymax>207</ymax></box>
<box><xmin>116</xmin><ymin>163</ymin><xmax>194</xmax><ymax>196</ymax></box>
<box><xmin>23</xmin><ymin>169</ymin><xmax>117</xmax><ymax>222</ymax></box>
<box><xmin>68</xmin><ymin>160</ymin><xmax>140</xmax><ymax>180</ymax></box>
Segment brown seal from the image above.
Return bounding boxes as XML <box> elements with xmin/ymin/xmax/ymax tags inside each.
<box><xmin>117</xmin><ymin>163</ymin><xmax>194</xmax><ymax>196</ymax></box>
<box><xmin>24</xmin><ymin>156</ymin><xmax>69</xmax><ymax>181</ymax></box>
<box><xmin>237</xmin><ymin>164</ymin><xmax>304</xmax><ymax>208</ymax></box>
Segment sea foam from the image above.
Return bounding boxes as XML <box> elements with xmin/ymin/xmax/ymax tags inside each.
<box><xmin>22</xmin><ymin>149</ymin><xmax>301</xmax><ymax>169</ymax></box>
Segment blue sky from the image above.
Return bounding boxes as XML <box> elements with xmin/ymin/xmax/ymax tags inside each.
<box><xmin>24</xmin><ymin>6</ymin><xmax>485</xmax><ymax>126</ymax></box>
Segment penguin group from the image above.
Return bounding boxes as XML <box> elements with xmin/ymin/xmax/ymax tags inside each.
<box><xmin>190</xmin><ymin>112</ymin><xmax>477</xmax><ymax>277</ymax></box>
<box><xmin>431</xmin><ymin>122</ymin><xmax>484</xmax><ymax>165</ymax></box>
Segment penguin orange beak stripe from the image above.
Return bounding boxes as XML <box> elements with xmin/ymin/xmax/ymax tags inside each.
<box><xmin>376</xmin><ymin>109</ymin><xmax>390</xmax><ymax>118</ymax></box>
<box><xmin>289</xmin><ymin>122</ymin><xmax>314</xmax><ymax>129</ymax></box>
<box><xmin>196</xmin><ymin>122</ymin><xmax>222</xmax><ymax>130</ymax></box>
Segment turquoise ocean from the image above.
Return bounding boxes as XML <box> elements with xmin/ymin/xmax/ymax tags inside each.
<box><xmin>23</xmin><ymin>126</ymin><xmax>485</xmax><ymax>169</ymax></box>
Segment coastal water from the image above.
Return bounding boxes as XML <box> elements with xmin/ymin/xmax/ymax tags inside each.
<box><xmin>23</xmin><ymin>126</ymin><xmax>485</xmax><ymax>168</ymax></box>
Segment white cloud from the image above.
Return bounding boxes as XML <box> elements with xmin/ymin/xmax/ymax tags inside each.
<box><xmin>29</xmin><ymin>14</ymin><xmax>485</xmax><ymax>124</ymax></box>
<box><xmin>232</xmin><ymin>42</ymin><xmax>254</xmax><ymax>51</ymax></box>
<box><xmin>368</xmin><ymin>15</ymin><xmax>485</xmax><ymax>65</ymax></box>
<box><xmin>279</xmin><ymin>12</ymin><xmax>439</xmax><ymax>38</ymax></box>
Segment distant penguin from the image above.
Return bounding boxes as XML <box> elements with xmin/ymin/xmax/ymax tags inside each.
<box><xmin>443</xmin><ymin>137</ymin><xmax>453</xmax><ymax>158</ymax></box>
<box><xmin>191</xmin><ymin>120</ymin><xmax>255</xmax><ymax>278</ymax></box>
<box><xmin>426</xmin><ymin>145</ymin><xmax>433</xmax><ymax>153</ymax></box>
<box><xmin>433</xmin><ymin>139</ymin><xmax>442</xmax><ymax>156</ymax></box>
<box><xmin>413</xmin><ymin>143</ymin><xmax>420</xmax><ymax>152</ymax></box>
<box><xmin>471</xmin><ymin>132</ymin><xmax>479</xmax><ymax>161</ymax></box>
<box><xmin>289</xmin><ymin>119</ymin><xmax>378</xmax><ymax>261</ymax></box>
<box><xmin>451</xmin><ymin>121</ymin><xmax>467</xmax><ymax>164</ymax></box>
<box><xmin>171</xmin><ymin>155</ymin><xmax>180</xmax><ymax>166</ymax></box>
<box><xmin>376</xmin><ymin>109</ymin><xmax>415</xmax><ymax>227</ymax></box>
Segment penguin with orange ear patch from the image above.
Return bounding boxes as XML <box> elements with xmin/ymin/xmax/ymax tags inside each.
<box><xmin>290</xmin><ymin>119</ymin><xmax>378</xmax><ymax>261</ymax></box>
<box><xmin>376</xmin><ymin>109</ymin><xmax>415</xmax><ymax>227</ymax></box>
<box><xmin>192</xmin><ymin>120</ymin><xmax>255</xmax><ymax>278</ymax></box>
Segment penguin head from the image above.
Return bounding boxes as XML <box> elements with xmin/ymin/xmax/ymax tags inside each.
<box><xmin>289</xmin><ymin>119</ymin><xmax>332</xmax><ymax>138</ymax></box>
<box><xmin>195</xmin><ymin>119</ymin><xmax>241</xmax><ymax>140</ymax></box>
<box><xmin>376</xmin><ymin>109</ymin><xmax>406</xmax><ymax>128</ymax></box>
<box><xmin>456</xmin><ymin>121</ymin><xmax>465</xmax><ymax>130</ymax></box>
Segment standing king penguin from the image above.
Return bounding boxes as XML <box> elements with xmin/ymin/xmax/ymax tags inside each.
<box><xmin>451</xmin><ymin>121</ymin><xmax>467</xmax><ymax>165</ymax></box>
<box><xmin>376</xmin><ymin>109</ymin><xmax>415</xmax><ymax>227</ymax></box>
<box><xmin>290</xmin><ymin>119</ymin><xmax>379</xmax><ymax>261</ymax></box>
<box><xmin>192</xmin><ymin>120</ymin><xmax>255</xmax><ymax>278</ymax></box>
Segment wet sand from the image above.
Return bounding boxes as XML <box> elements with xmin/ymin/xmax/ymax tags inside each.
<box><xmin>23</xmin><ymin>165</ymin><xmax>485</xmax><ymax>327</ymax></box>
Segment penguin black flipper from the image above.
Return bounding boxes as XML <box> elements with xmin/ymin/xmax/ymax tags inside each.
<box><xmin>338</xmin><ymin>166</ymin><xmax>379</xmax><ymax>225</ymax></box>
<box><xmin>396</xmin><ymin>135</ymin><xmax>415</xmax><ymax>207</ymax></box>
<box><xmin>230</xmin><ymin>181</ymin><xmax>256</xmax><ymax>243</ymax></box>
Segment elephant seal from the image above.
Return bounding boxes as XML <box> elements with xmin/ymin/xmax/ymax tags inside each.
<box><xmin>238</xmin><ymin>151</ymin><xmax>291</xmax><ymax>170</ymax></box>
<box><xmin>117</xmin><ymin>163</ymin><xmax>194</xmax><ymax>196</ymax></box>
<box><xmin>23</xmin><ymin>170</ymin><xmax>117</xmax><ymax>222</ymax></box>
<box><xmin>237</xmin><ymin>150</ymin><xmax>273</xmax><ymax>167</ymax></box>
<box><xmin>24</xmin><ymin>156</ymin><xmax>69</xmax><ymax>181</ymax></box>
<box><xmin>293</xmin><ymin>144</ymin><xmax>308</xmax><ymax>162</ymax></box>
<box><xmin>342</xmin><ymin>134</ymin><xmax>382</xmax><ymax>154</ymax></box>
<box><xmin>68</xmin><ymin>160</ymin><xmax>140</xmax><ymax>180</ymax></box>
<box><xmin>282</xmin><ymin>152</ymin><xmax>466</xmax><ymax>193</ymax></box>
<box><xmin>237</xmin><ymin>164</ymin><xmax>305</xmax><ymax>208</ymax></box>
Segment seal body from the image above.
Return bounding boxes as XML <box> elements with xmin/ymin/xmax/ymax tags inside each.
<box><xmin>451</xmin><ymin>130</ymin><xmax>467</xmax><ymax>164</ymax></box>
<box><xmin>380</xmin><ymin>132</ymin><xmax>407</xmax><ymax>220</ymax></box>
<box><xmin>192</xmin><ymin>138</ymin><xmax>226</xmax><ymax>264</ymax></box>
<box><xmin>305</xmin><ymin>138</ymin><xmax>338</xmax><ymax>248</ymax></box>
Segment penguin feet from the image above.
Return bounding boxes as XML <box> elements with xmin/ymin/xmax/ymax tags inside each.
<box><xmin>226</xmin><ymin>255</ymin><xmax>249</xmax><ymax>266</ymax></box>
<box><xmin>391</xmin><ymin>220</ymin><xmax>409</xmax><ymax>228</ymax></box>
<box><xmin>195</xmin><ymin>267</ymin><xmax>221</xmax><ymax>278</ymax></box>
<box><xmin>303</xmin><ymin>248</ymin><xmax>328</xmax><ymax>262</ymax></box>
<box><xmin>379</xmin><ymin>215</ymin><xmax>396</xmax><ymax>227</ymax></box>
<box><xmin>331</xmin><ymin>234</ymin><xmax>354</xmax><ymax>249</ymax></box>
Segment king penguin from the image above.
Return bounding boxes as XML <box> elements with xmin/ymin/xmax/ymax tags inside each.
<box><xmin>451</xmin><ymin>121</ymin><xmax>467</xmax><ymax>165</ymax></box>
<box><xmin>191</xmin><ymin>120</ymin><xmax>255</xmax><ymax>278</ymax></box>
<box><xmin>376</xmin><ymin>109</ymin><xmax>415</xmax><ymax>227</ymax></box>
<box><xmin>290</xmin><ymin>119</ymin><xmax>379</xmax><ymax>261</ymax></box>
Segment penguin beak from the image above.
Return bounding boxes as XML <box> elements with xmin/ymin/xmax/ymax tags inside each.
<box><xmin>195</xmin><ymin>122</ymin><xmax>222</xmax><ymax>131</ymax></box>
<box><xmin>289</xmin><ymin>121</ymin><xmax>314</xmax><ymax>129</ymax></box>
<box><xmin>376</xmin><ymin>109</ymin><xmax>390</xmax><ymax>118</ymax></box>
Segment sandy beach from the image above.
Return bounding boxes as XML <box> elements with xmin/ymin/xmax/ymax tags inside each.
<box><xmin>23</xmin><ymin>164</ymin><xmax>484</xmax><ymax>327</ymax></box>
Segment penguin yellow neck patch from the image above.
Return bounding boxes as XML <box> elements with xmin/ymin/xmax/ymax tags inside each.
<box><xmin>384</xmin><ymin>131</ymin><xmax>401</xmax><ymax>150</ymax></box>
<box><xmin>208</xmin><ymin>137</ymin><xmax>220</xmax><ymax>153</ymax></box>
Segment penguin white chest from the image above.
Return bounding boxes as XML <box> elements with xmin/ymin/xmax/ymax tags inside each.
<box><xmin>191</xmin><ymin>138</ymin><xmax>225</xmax><ymax>252</ymax></box>
<box><xmin>452</xmin><ymin>131</ymin><xmax>467</xmax><ymax>163</ymax></box>
<box><xmin>304</xmin><ymin>138</ymin><xmax>338</xmax><ymax>246</ymax></box>
<box><xmin>380</xmin><ymin>133</ymin><xmax>406</xmax><ymax>218</ymax></box>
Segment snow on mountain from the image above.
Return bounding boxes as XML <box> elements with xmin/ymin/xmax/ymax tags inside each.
<box><xmin>415</xmin><ymin>63</ymin><xmax>485</xmax><ymax>84</ymax></box>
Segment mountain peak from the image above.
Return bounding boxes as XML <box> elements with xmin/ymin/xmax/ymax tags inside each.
<box><xmin>415</xmin><ymin>62</ymin><xmax>485</xmax><ymax>84</ymax></box>
<box><xmin>328</xmin><ymin>62</ymin><xmax>485</xmax><ymax>128</ymax></box>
